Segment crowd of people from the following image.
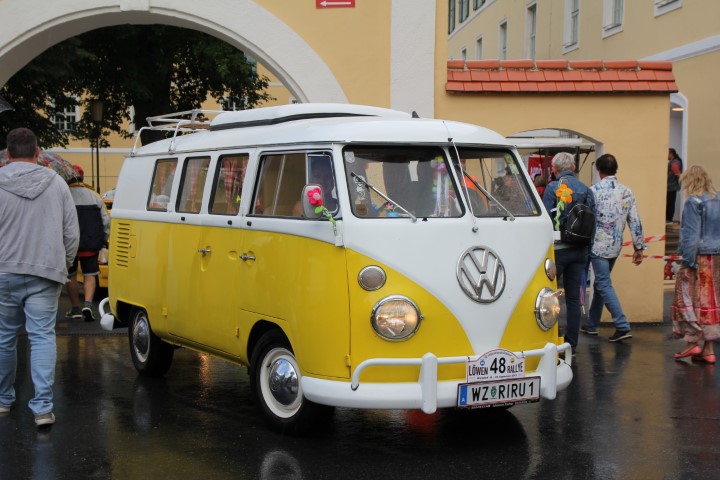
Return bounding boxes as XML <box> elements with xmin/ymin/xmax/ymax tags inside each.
<box><xmin>541</xmin><ymin>147</ymin><xmax>718</xmax><ymax>363</ymax></box>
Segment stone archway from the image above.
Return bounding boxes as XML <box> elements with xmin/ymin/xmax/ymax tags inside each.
<box><xmin>0</xmin><ymin>0</ymin><xmax>347</xmax><ymax>104</ymax></box>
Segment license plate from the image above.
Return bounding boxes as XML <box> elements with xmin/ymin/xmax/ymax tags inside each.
<box><xmin>457</xmin><ymin>377</ymin><xmax>541</xmax><ymax>409</ymax></box>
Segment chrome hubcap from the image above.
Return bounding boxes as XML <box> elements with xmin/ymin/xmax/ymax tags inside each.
<box><xmin>133</xmin><ymin>316</ymin><xmax>150</xmax><ymax>363</ymax></box>
<box><xmin>268</xmin><ymin>358</ymin><xmax>299</xmax><ymax>406</ymax></box>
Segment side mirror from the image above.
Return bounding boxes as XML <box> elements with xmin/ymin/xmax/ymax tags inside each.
<box><xmin>301</xmin><ymin>184</ymin><xmax>324</xmax><ymax>219</ymax></box>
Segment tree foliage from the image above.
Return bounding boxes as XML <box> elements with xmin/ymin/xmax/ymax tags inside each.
<box><xmin>0</xmin><ymin>25</ymin><xmax>273</xmax><ymax>148</ymax></box>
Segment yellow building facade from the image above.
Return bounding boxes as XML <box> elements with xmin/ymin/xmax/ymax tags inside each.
<box><xmin>447</xmin><ymin>0</ymin><xmax>720</xmax><ymax>188</ymax></box>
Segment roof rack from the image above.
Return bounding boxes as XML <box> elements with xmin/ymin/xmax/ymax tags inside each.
<box><xmin>130</xmin><ymin>109</ymin><xmax>224</xmax><ymax>156</ymax></box>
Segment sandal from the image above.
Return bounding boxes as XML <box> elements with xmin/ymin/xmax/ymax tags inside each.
<box><xmin>691</xmin><ymin>354</ymin><xmax>716</xmax><ymax>364</ymax></box>
<box><xmin>674</xmin><ymin>345</ymin><xmax>702</xmax><ymax>359</ymax></box>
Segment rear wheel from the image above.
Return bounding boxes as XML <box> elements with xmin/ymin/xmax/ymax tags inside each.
<box><xmin>128</xmin><ymin>308</ymin><xmax>174</xmax><ymax>376</ymax></box>
<box><xmin>250</xmin><ymin>330</ymin><xmax>333</xmax><ymax>435</ymax></box>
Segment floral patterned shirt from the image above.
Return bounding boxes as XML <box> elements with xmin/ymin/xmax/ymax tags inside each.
<box><xmin>590</xmin><ymin>176</ymin><xmax>645</xmax><ymax>258</ymax></box>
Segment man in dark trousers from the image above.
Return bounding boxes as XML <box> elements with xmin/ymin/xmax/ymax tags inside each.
<box><xmin>542</xmin><ymin>152</ymin><xmax>596</xmax><ymax>354</ymax></box>
<box><xmin>64</xmin><ymin>165</ymin><xmax>110</xmax><ymax>322</ymax></box>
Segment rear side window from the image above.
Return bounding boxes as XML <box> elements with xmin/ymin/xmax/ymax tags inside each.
<box><xmin>210</xmin><ymin>154</ymin><xmax>248</xmax><ymax>215</ymax></box>
<box><xmin>147</xmin><ymin>158</ymin><xmax>177</xmax><ymax>211</ymax></box>
<box><xmin>177</xmin><ymin>156</ymin><xmax>211</xmax><ymax>214</ymax></box>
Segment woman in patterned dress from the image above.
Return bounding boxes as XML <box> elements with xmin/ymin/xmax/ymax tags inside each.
<box><xmin>672</xmin><ymin>165</ymin><xmax>720</xmax><ymax>363</ymax></box>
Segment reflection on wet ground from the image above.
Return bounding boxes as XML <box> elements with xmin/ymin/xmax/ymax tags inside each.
<box><xmin>1</xmin><ymin>318</ymin><xmax>718</xmax><ymax>478</ymax></box>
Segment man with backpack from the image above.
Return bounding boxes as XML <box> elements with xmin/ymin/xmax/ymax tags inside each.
<box><xmin>581</xmin><ymin>154</ymin><xmax>645</xmax><ymax>341</ymax></box>
<box><xmin>543</xmin><ymin>152</ymin><xmax>596</xmax><ymax>354</ymax></box>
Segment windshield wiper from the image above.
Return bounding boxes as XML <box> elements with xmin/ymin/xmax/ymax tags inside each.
<box><xmin>350</xmin><ymin>172</ymin><xmax>417</xmax><ymax>222</ymax></box>
<box><xmin>461</xmin><ymin>169</ymin><xmax>515</xmax><ymax>221</ymax></box>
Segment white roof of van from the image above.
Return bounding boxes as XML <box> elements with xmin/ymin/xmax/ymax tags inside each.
<box><xmin>133</xmin><ymin>104</ymin><xmax>510</xmax><ymax>156</ymax></box>
<box><xmin>210</xmin><ymin>103</ymin><xmax>411</xmax><ymax>130</ymax></box>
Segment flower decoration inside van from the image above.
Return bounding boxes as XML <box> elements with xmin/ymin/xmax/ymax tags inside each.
<box><xmin>554</xmin><ymin>183</ymin><xmax>573</xmax><ymax>229</ymax></box>
<box><xmin>378</xmin><ymin>202</ymin><xmax>399</xmax><ymax>217</ymax></box>
<box><xmin>307</xmin><ymin>187</ymin><xmax>337</xmax><ymax>227</ymax></box>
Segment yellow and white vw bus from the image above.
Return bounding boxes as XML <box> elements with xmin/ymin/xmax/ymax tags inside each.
<box><xmin>100</xmin><ymin>103</ymin><xmax>571</xmax><ymax>434</ymax></box>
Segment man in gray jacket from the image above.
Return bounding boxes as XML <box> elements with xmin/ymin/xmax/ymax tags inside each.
<box><xmin>0</xmin><ymin>128</ymin><xmax>79</xmax><ymax>426</ymax></box>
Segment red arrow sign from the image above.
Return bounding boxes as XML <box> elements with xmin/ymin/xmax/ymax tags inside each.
<box><xmin>316</xmin><ymin>0</ymin><xmax>355</xmax><ymax>8</ymax></box>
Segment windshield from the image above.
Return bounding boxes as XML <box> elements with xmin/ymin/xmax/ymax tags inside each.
<box><xmin>450</xmin><ymin>148</ymin><xmax>540</xmax><ymax>217</ymax></box>
<box><xmin>343</xmin><ymin>146</ymin><xmax>462</xmax><ymax>218</ymax></box>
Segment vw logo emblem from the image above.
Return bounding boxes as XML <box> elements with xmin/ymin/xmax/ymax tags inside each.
<box><xmin>456</xmin><ymin>246</ymin><xmax>506</xmax><ymax>303</ymax></box>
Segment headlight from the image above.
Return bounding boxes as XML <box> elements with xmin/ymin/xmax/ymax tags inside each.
<box><xmin>544</xmin><ymin>258</ymin><xmax>556</xmax><ymax>281</ymax></box>
<box><xmin>371</xmin><ymin>296</ymin><xmax>422</xmax><ymax>341</ymax></box>
<box><xmin>535</xmin><ymin>288</ymin><xmax>561</xmax><ymax>330</ymax></box>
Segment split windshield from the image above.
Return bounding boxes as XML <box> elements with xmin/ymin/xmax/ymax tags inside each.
<box><xmin>343</xmin><ymin>146</ymin><xmax>461</xmax><ymax>218</ymax></box>
<box><xmin>450</xmin><ymin>147</ymin><xmax>540</xmax><ymax>217</ymax></box>
<box><xmin>342</xmin><ymin>145</ymin><xmax>539</xmax><ymax>218</ymax></box>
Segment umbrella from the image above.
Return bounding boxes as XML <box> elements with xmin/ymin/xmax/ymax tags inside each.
<box><xmin>0</xmin><ymin>95</ymin><xmax>13</xmax><ymax>113</ymax></box>
<box><xmin>0</xmin><ymin>149</ymin><xmax>79</xmax><ymax>182</ymax></box>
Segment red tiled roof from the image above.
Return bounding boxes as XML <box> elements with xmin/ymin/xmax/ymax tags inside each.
<box><xmin>446</xmin><ymin>59</ymin><xmax>678</xmax><ymax>94</ymax></box>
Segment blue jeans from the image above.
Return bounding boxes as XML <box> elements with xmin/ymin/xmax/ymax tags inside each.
<box><xmin>0</xmin><ymin>274</ymin><xmax>62</xmax><ymax>415</ymax></box>
<box><xmin>555</xmin><ymin>246</ymin><xmax>589</xmax><ymax>351</ymax></box>
<box><xmin>587</xmin><ymin>256</ymin><xmax>631</xmax><ymax>332</ymax></box>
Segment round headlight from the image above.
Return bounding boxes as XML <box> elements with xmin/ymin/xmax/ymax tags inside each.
<box><xmin>544</xmin><ymin>258</ymin><xmax>556</xmax><ymax>281</ymax></box>
<box><xmin>535</xmin><ymin>288</ymin><xmax>561</xmax><ymax>331</ymax></box>
<box><xmin>371</xmin><ymin>296</ymin><xmax>422</xmax><ymax>341</ymax></box>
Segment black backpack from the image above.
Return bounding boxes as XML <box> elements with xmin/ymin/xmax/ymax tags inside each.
<box><xmin>559</xmin><ymin>180</ymin><xmax>595</xmax><ymax>245</ymax></box>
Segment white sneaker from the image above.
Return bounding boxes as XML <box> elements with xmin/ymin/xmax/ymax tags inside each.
<box><xmin>34</xmin><ymin>412</ymin><xmax>55</xmax><ymax>426</ymax></box>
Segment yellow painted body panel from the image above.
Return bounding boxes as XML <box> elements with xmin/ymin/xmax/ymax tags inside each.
<box><xmin>499</xmin><ymin>245</ymin><xmax>560</xmax><ymax>372</ymax></box>
<box><xmin>110</xmin><ymin>219</ymin><xmax>171</xmax><ymax>335</ymax></box>
<box><xmin>346</xmin><ymin>247</ymin><xmax>561</xmax><ymax>383</ymax></box>
<box><xmin>240</xmin><ymin>229</ymin><xmax>350</xmax><ymax>379</ymax></box>
<box><xmin>345</xmin><ymin>250</ymin><xmax>472</xmax><ymax>383</ymax></box>
<box><xmin>110</xmin><ymin>218</ymin><xmax>351</xmax><ymax>379</ymax></box>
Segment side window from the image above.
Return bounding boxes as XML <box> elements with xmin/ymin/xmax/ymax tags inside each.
<box><xmin>210</xmin><ymin>154</ymin><xmax>248</xmax><ymax>215</ymax></box>
<box><xmin>177</xmin><ymin>156</ymin><xmax>210</xmax><ymax>214</ymax></box>
<box><xmin>147</xmin><ymin>158</ymin><xmax>177</xmax><ymax>211</ymax></box>
<box><xmin>251</xmin><ymin>152</ymin><xmax>336</xmax><ymax>217</ymax></box>
<box><xmin>252</xmin><ymin>153</ymin><xmax>306</xmax><ymax>217</ymax></box>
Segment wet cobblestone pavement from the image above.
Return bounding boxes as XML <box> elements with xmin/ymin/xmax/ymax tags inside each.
<box><xmin>0</xmin><ymin>289</ymin><xmax>718</xmax><ymax>479</ymax></box>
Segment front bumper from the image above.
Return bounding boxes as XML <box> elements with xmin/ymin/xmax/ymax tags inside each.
<box><xmin>302</xmin><ymin>342</ymin><xmax>572</xmax><ymax>413</ymax></box>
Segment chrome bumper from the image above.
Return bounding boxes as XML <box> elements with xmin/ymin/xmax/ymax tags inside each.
<box><xmin>302</xmin><ymin>342</ymin><xmax>573</xmax><ymax>413</ymax></box>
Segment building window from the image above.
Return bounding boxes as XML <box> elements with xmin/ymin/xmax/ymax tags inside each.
<box><xmin>51</xmin><ymin>97</ymin><xmax>79</xmax><ymax>132</ymax></box>
<box><xmin>448</xmin><ymin>0</ymin><xmax>456</xmax><ymax>33</ymax></box>
<box><xmin>602</xmin><ymin>0</ymin><xmax>624</xmax><ymax>38</ymax></box>
<box><xmin>654</xmin><ymin>0</ymin><xmax>682</xmax><ymax>17</ymax></box>
<box><xmin>498</xmin><ymin>20</ymin><xmax>508</xmax><ymax>60</ymax></box>
<box><xmin>525</xmin><ymin>3</ymin><xmax>537</xmax><ymax>60</ymax></box>
<box><xmin>461</xmin><ymin>47</ymin><xmax>467</xmax><ymax>61</ymax></box>
<box><xmin>476</xmin><ymin>36</ymin><xmax>483</xmax><ymax>60</ymax></box>
<box><xmin>459</xmin><ymin>0</ymin><xmax>470</xmax><ymax>22</ymax></box>
<box><xmin>563</xmin><ymin>0</ymin><xmax>580</xmax><ymax>52</ymax></box>
<box><xmin>473</xmin><ymin>0</ymin><xmax>487</xmax><ymax>10</ymax></box>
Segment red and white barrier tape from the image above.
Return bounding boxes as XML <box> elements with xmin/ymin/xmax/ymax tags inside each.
<box><xmin>621</xmin><ymin>253</ymin><xmax>681</xmax><ymax>260</ymax></box>
<box><xmin>621</xmin><ymin>234</ymin><xmax>665</xmax><ymax>247</ymax></box>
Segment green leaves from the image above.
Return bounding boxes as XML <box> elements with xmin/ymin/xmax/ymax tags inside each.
<box><xmin>1</xmin><ymin>25</ymin><xmax>273</xmax><ymax>149</ymax></box>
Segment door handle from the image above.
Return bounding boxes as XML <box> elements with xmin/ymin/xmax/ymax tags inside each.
<box><xmin>240</xmin><ymin>253</ymin><xmax>256</xmax><ymax>261</ymax></box>
<box><xmin>198</xmin><ymin>247</ymin><xmax>212</xmax><ymax>256</ymax></box>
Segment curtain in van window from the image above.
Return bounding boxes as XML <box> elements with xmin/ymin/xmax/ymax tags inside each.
<box><xmin>223</xmin><ymin>158</ymin><xmax>240</xmax><ymax>214</ymax></box>
<box><xmin>189</xmin><ymin>160</ymin><xmax>200</xmax><ymax>206</ymax></box>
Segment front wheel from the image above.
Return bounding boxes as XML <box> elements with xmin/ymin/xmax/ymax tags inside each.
<box><xmin>128</xmin><ymin>308</ymin><xmax>174</xmax><ymax>376</ymax></box>
<box><xmin>250</xmin><ymin>330</ymin><xmax>333</xmax><ymax>435</ymax></box>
